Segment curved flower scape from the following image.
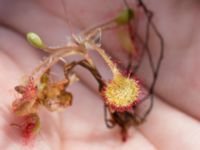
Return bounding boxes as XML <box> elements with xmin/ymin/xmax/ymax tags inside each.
<box><xmin>87</xmin><ymin>42</ymin><xmax>140</xmax><ymax>112</ymax></box>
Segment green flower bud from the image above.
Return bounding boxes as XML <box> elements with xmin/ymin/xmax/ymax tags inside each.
<box><xmin>115</xmin><ymin>9</ymin><xmax>134</xmax><ymax>25</ymax></box>
<box><xmin>27</xmin><ymin>32</ymin><xmax>44</xmax><ymax>49</ymax></box>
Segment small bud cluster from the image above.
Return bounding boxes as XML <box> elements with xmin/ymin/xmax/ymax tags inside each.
<box><xmin>12</xmin><ymin>70</ymin><xmax>72</xmax><ymax>141</ymax></box>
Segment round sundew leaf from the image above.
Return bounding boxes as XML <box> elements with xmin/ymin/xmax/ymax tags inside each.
<box><xmin>103</xmin><ymin>74</ymin><xmax>140</xmax><ymax>112</ymax></box>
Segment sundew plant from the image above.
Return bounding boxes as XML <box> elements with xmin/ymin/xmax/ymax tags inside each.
<box><xmin>10</xmin><ymin>0</ymin><xmax>164</xmax><ymax>143</ymax></box>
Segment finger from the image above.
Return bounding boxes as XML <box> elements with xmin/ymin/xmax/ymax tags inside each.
<box><xmin>0</xmin><ymin>27</ymin><xmax>41</xmax><ymax>71</ymax></box>
<box><xmin>138</xmin><ymin>97</ymin><xmax>200</xmax><ymax>150</ymax></box>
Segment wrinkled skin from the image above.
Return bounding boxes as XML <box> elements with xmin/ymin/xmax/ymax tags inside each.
<box><xmin>0</xmin><ymin>0</ymin><xmax>200</xmax><ymax>149</ymax></box>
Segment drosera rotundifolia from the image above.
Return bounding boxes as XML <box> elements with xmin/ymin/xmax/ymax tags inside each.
<box><xmin>10</xmin><ymin>0</ymin><xmax>164</xmax><ymax>143</ymax></box>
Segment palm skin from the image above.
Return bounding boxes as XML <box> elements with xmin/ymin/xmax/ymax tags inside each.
<box><xmin>0</xmin><ymin>0</ymin><xmax>200</xmax><ymax>149</ymax></box>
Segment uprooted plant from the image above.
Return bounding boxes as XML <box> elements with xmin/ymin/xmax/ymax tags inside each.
<box><xmin>11</xmin><ymin>0</ymin><xmax>164</xmax><ymax>142</ymax></box>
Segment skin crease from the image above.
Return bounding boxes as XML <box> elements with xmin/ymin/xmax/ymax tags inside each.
<box><xmin>0</xmin><ymin>0</ymin><xmax>199</xmax><ymax>149</ymax></box>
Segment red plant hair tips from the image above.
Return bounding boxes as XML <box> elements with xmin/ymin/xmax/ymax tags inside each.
<box><xmin>102</xmin><ymin>73</ymin><xmax>140</xmax><ymax>112</ymax></box>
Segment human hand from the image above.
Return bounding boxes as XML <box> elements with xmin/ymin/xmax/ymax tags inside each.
<box><xmin>0</xmin><ymin>0</ymin><xmax>199</xmax><ymax>149</ymax></box>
